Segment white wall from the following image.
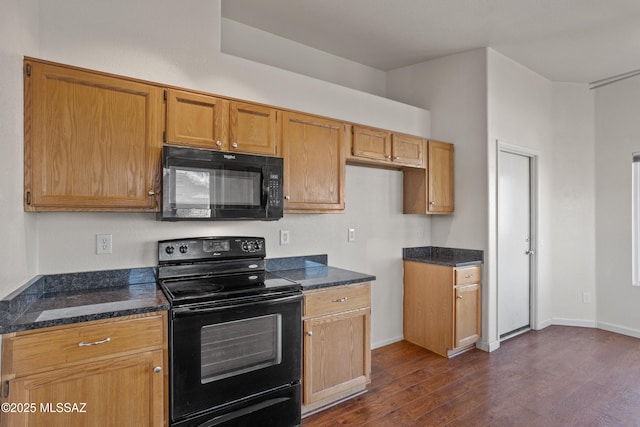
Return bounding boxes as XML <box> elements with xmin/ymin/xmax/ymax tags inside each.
<box><xmin>0</xmin><ymin>0</ymin><xmax>432</xmax><ymax>348</ymax></box>
<box><xmin>0</xmin><ymin>0</ymin><xmax>39</xmax><ymax>295</ymax></box>
<box><xmin>386</xmin><ymin>48</ymin><xmax>490</xmax><ymax>344</ymax></box>
<box><xmin>550</xmin><ymin>83</ymin><xmax>597</xmax><ymax>326</ymax></box>
<box><xmin>220</xmin><ymin>18</ymin><xmax>387</xmax><ymax>97</ymax></box>
<box><xmin>487</xmin><ymin>49</ymin><xmax>554</xmax><ymax>346</ymax></box>
<box><xmin>594</xmin><ymin>75</ymin><xmax>640</xmax><ymax>337</ymax></box>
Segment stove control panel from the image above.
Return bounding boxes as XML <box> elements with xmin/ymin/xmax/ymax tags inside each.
<box><xmin>158</xmin><ymin>236</ymin><xmax>266</xmax><ymax>263</ymax></box>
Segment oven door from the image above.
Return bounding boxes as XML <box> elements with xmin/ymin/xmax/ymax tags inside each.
<box><xmin>170</xmin><ymin>293</ymin><xmax>302</xmax><ymax>423</ymax></box>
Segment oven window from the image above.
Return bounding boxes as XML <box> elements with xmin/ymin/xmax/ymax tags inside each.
<box><xmin>200</xmin><ymin>314</ymin><xmax>282</xmax><ymax>383</ymax></box>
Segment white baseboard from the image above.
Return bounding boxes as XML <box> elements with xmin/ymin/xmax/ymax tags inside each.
<box><xmin>596</xmin><ymin>321</ymin><xmax>640</xmax><ymax>339</ymax></box>
<box><xmin>551</xmin><ymin>318</ymin><xmax>598</xmax><ymax>328</ymax></box>
<box><xmin>372</xmin><ymin>335</ymin><xmax>404</xmax><ymax>349</ymax></box>
<box><xmin>476</xmin><ymin>340</ymin><xmax>500</xmax><ymax>352</ymax></box>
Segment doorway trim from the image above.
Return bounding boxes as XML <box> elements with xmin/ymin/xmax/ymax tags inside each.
<box><xmin>496</xmin><ymin>140</ymin><xmax>539</xmax><ymax>341</ymax></box>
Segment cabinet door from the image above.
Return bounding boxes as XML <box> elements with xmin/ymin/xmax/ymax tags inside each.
<box><xmin>351</xmin><ymin>126</ymin><xmax>392</xmax><ymax>163</ymax></box>
<box><xmin>454</xmin><ymin>283</ymin><xmax>481</xmax><ymax>349</ymax></box>
<box><xmin>229</xmin><ymin>102</ymin><xmax>280</xmax><ymax>156</ymax></box>
<box><xmin>24</xmin><ymin>60</ymin><xmax>162</xmax><ymax>211</ymax></box>
<box><xmin>281</xmin><ymin>112</ymin><xmax>347</xmax><ymax>212</ymax></box>
<box><xmin>165</xmin><ymin>89</ymin><xmax>229</xmax><ymax>149</ymax></box>
<box><xmin>2</xmin><ymin>350</ymin><xmax>165</xmax><ymax>427</ymax></box>
<box><xmin>427</xmin><ymin>140</ymin><xmax>454</xmax><ymax>213</ymax></box>
<box><xmin>392</xmin><ymin>133</ymin><xmax>424</xmax><ymax>167</ymax></box>
<box><xmin>303</xmin><ymin>308</ymin><xmax>370</xmax><ymax>405</ymax></box>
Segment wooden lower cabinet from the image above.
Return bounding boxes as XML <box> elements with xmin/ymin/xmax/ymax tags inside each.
<box><xmin>0</xmin><ymin>312</ymin><xmax>168</xmax><ymax>427</ymax></box>
<box><xmin>302</xmin><ymin>283</ymin><xmax>371</xmax><ymax>415</ymax></box>
<box><xmin>403</xmin><ymin>261</ymin><xmax>481</xmax><ymax>358</ymax></box>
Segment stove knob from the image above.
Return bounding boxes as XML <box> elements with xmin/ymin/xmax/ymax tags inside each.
<box><xmin>165</xmin><ymin>246</ymin><xmax>175</xmax><ymax>255</ymax></box>
<box><xmin>179</xmin><ymin>245</ymin><xmax>189</xmax><ymax>254</ymax></box>
<box><xmin>242</xmin><ymin>242</ymin><xmax>250</xmax><ymax>251</ymax></box>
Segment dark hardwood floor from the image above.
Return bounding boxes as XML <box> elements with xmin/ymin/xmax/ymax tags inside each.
<box><xmin>302</xmin><ymin>326</ymin><xmax>640</xmax><ymax>426</ymax></box>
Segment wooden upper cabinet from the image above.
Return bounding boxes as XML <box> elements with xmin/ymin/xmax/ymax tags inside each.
<box><xmin>165</xmin><ymin>89</ymin><xmax>229</xmax><ymax>149</ymax></box>
<box><xmin>24</xmin><ymin>59</ymin><xmax>162</xmax><ymax>211</ymax></box>
<box><xmin>428</xmin><ymin>140</ymin><xmax>454</xmax><ymax>213</ymax></box>
<box><xmin>229</xmin><ymin>102</ymin><xmax>280</xmax><ymax>156</ymax></box>
<box><xmin>350</xmin><ymin>126</ymin><xmax>424</xmax><ymax>168</ymax></box>
<box><xmin>281</xmin><ymin>112</ymin><xmax>347</xmax><ymax>212</ymax></box>
<box><xmin>351</xmin><ymin>126</ymin><xmax>392</xmax><ymax>162</ymax></box>
<box><xmin>403</xmin><ymin>140</ymin><xmax>454</xmax><ymax>215</ymax></box>
<box><xmin>392</xmin><ymin>133</ymin><xmax>424</xmax><ymax>167</ymax></box>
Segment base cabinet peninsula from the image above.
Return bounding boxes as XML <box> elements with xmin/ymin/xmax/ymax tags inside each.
<box><xmin>302</xmin><ymin>282</ymin><xmax>371</xmax><ymax>414</ymax></box>
<box><xmin>0</xmin><ymin>312</ymin><xmax>167</xmax><ymax>427</ymax></box>
<box><xmin>403</xmin><ymin>257</ymin><xmax>481</xmax><ymax>358</ymax></box>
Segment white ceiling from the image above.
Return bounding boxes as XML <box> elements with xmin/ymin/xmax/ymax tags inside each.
<box><xmin>221</xmin><ymin>0</ymin><xmax>640</xmax><ymax>83</ymax></box>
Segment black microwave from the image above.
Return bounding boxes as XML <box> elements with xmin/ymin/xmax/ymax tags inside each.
<box><xmin>158</xmin><ymin>146</ymin><xmax>284</xmax><ymax>221</ymax></box>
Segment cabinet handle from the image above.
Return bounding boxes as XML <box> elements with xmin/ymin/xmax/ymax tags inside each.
<box><xmin>332</xmin><ymin>297</ymin><xmax>348</xmax><ymax>303</ymax></box>
<box><xmin>465</xmin><ymin>274</ymin><xmax>474</xmax><ymax>279</ymax></box>
<box><xmin>216</xmin><ymin>140</ymin><xmax>222</xmax><ymax>147</ymax></box>
<box><xmin>307</xmin><ymin>331</ymin><xmax>313</xmax><ymax>336</ymax></box>
<box><xmin>153</xmin><ymin>366</ymin><xmax>162</xmax><ymax>373</ymax></box>
<box><xmin>232</xmin><ymin>142</ymin><xmax>238</xmax><ymax>148</ymax></box>
<box><xmin>148</xmin><ymin>190</ymin><xmax>155</xmax><ymax>196</ymax></box>
<box><xmin>78</xmin><ymin>337</ymin><xmax>111</xmax><ymax>347</ymax></box>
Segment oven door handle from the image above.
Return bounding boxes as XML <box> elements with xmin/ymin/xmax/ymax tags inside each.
<box><xmin>172</xmin><ymin>293</ymin><xmax>302</xmax><ymax>317</ymax></box>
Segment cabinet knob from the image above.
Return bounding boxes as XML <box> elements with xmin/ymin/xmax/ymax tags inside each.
<box><xmin>430</xmin><ymin>201</ymin><xmax>436</xmax><ymax>205</ymax></box>
<box><xmin>307</xmin><ymin>331</ymin><xmax>313</xmax><ymax>336</ymax></box>
<box><xmin>385</xmin><ymin>155</ymin><xmax>392</xmax><ymax>159</ymax></box>
<box><xmin>284</xmin><ymin>195</ymin><xmax>291</xmax><ymax>200</ymax></box>
<box><xmin>332</xmin><ymin>297</ymin><xmax>348</xmax><ymax>303</ymax></box>
<box><xmin>394</xmin><ymin>156</ymin><xmax>400</xmax><ymax>160</ymax></box>
<box><xmin>148</xmin><ymin>191</ymin><xmax>155</xmax><ymax>196</ymax></box>
<box><xmin>153</xmin><ymin>366</ymin><xmax>162</xmax><ymax>373</ymax></box>
<box><xmin>216</xmin><ymin>140</ymin><xmax>222</xmax><ymax>147</ymax></box>
<box><xmin>232</xmin><ymin>142</ymin><xmax>238</xmax><ymax>148</ymax></box>
<box><xmin>457</xmin><ymin>295</ymin><xmax>463</xmax><ymax>300</ymax></box>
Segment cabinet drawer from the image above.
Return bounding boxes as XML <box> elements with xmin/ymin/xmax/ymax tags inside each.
<box><xmin>5</xmin><ymin>313</ymin><xmax>165</xmax><ymax>375</ymax></box>
<box><xmin>304</xmin><ymin>284</ymin><xmax>370</xmax><ymax>317</ymax></box>
<box><xmin>455</xmin><ymin>265</ymin><xmax>481</xmax><ymax>285</ymax></box>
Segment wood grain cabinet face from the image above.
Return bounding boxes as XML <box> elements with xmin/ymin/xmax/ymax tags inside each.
<box><xmin>24</xmin><ymin>60</ymin><xmax>163</xmax><ymax>211</ymax></box>
<box><xmin>403</xmin><ymin>140</ymin><xmax>454</xmax><ymax>215</ymax></box>
<box><xmin>350</xmin><ymin>126</ymin><xmax>424</xmax><ymax>168</ymax></box>
<box><xmin>281</xmin><ymin>112</ymin><xmax>347</xmax><ymax>212</ymax></box>
<box><xmin>229</xmin><ymin>102</ymin><xmax>280</xmax><ymax>156</ymax></box>
<box><xmin>302</xmin><ymin>283</ymin><xmax>371</xmax><ymax>413</ymax></box>
<box><xmin>403</xmin><ymin>261</ymin><xmax>480</xmax><ymax>357</ymax></box>
<box><xmin>0</xmin><ymin>312</ymin><xmax>167</xmax><ymax>427</ymax></box>
<box><xmin>165</xmin><ymin>89</ymin><xmax>229</xmax><ymax>150</ymax></box>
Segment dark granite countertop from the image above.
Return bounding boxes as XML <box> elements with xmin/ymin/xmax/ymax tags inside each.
<box><xmin>267</xmin><ymin>255</ymin><xmax>376</xmax><ymax>291</ymax></box>
<box><xmin>403</xmin><ymin>246</ymin><xmax>484</xmax><ymax>267</ymax></box>
<box><xmin>0</xmin><ymin>255</ymin><xmax>373</xmax><ymax>334</ymax></box>
<box><xmin>0</xmin><ymin>268</ymin><xmax>168</xmax><ymax>334</ymax></box>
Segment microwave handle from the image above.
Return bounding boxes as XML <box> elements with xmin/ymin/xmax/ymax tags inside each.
<box><xmin>261</xmin><ymin>167</ymin><xmax>270</xmax><ymax>209</ymax></box>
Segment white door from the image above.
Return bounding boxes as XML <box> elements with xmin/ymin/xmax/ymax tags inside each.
<box><xmin>498</xmin><ymin>150</ymin><xmax>532</xmax><ymax>338</ymax></box>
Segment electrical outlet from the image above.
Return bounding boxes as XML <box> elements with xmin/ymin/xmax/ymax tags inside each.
<box><xmin>348</xmin><ymin>228</ymin><xmax>356</xmax><ymax>242</ymax></box>
<box><xmin>582</xmin><ymin>292</ymin><xmax>592</xmax><ymax>304</ymax></box>
<box><xmin>280</xmin><ymin>230</ymin><xmax>290</xmax><ymax>246</ymax></box>
<box><xmin>96</xmin><ymin>234</ymin><xmax>112</xmax><ymax>254</ymax></box>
